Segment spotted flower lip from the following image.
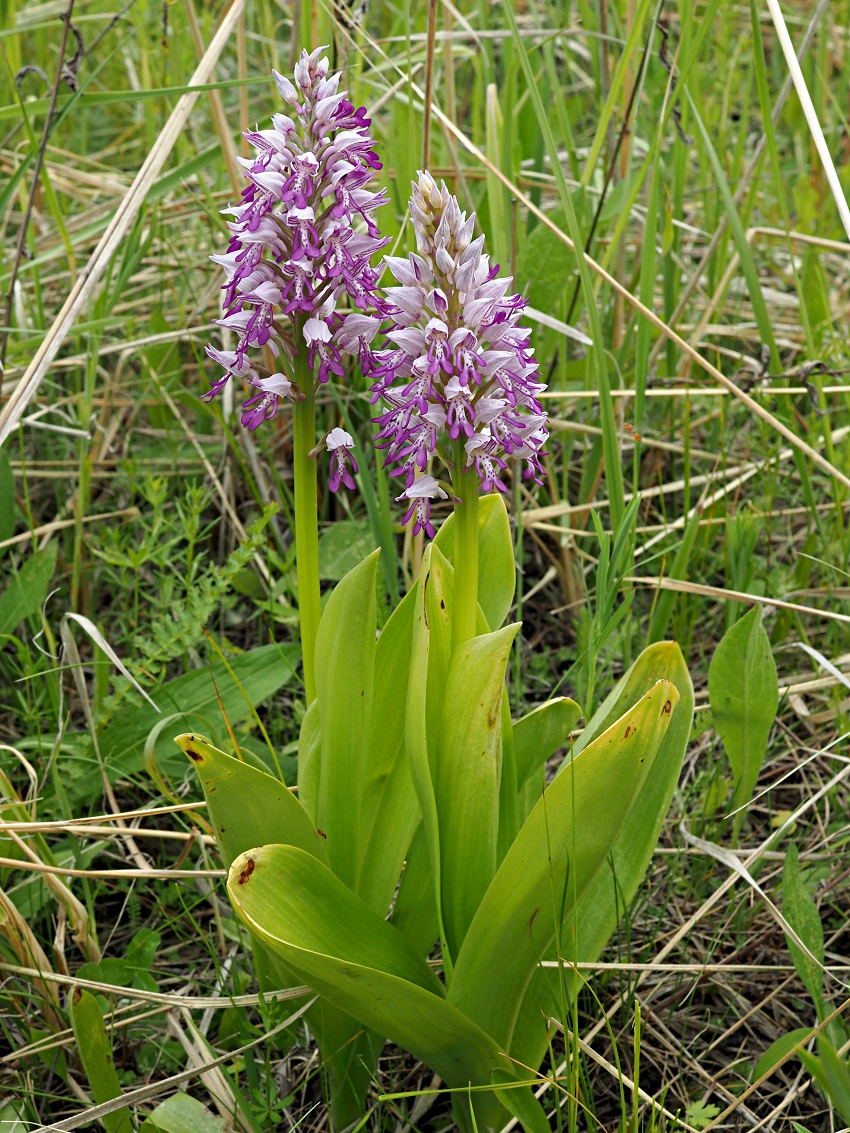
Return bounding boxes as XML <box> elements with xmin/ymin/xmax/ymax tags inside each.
<box><xmin>203</xmin><ymin>45</ymin><xmax>389</xmax><ymax>488</ymax></box>
<box><xmin>369</xmin><ymin>171</ymin><xmax>548</xmax><ymax>499</ymax></box>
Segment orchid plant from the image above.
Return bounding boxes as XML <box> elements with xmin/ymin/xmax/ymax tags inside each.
<box><xmin>183</xmin><ymin>53</ymin><xmax>694</xmax><ymax>1133</ymax></box>
<box><xmin>203</xmin><ymin>44</ymin><xmax>388</xmax><ymax>702</ymax></box>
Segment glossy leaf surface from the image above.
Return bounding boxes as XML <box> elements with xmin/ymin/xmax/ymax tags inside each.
<box><xmin>513</xmin><ymin>643</ymin><xmax>692</xmax><ymax>1066</ymax></box>
<box><xmin>314</xmin><ymin>549</ymin><xmax>379</xmax><ymax>888</ymax></box>
<box><xmin>449</xmin><ymin>680</ymin><xmax>680</xmax><ymax>1050</ymax></box>
<box><xmin>436</xmin><ymin>622</ymin><xmax>519</xmax><ymax>961</ymax></box>
<box><xmin>174</xmin><ymin>733</ymin><xmax>327</xmax><ymax>868</ymax></box>
<box><xmin>227</xmin><ymin>843</ymin><xmax>548</xmax><ymax>1132</ymax></box>
<box><xmin>406</xmin><ymin>543</ymin><xmax>454</xmax><ymax>967</ymax></box>
<box><xmin>358</xmin><ymin>585</ymin><xmax>419</xmax><ymax>914</ymax></box>
<box><xmin>513</xmin><ymin>697</ymin><xmax>582</xmax><ymax>789</ymax></box>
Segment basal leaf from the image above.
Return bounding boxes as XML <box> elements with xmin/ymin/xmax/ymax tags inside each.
<box><xmin>513</xmin><ymin>643</ymin><xmax>692</xmax><ymax>1067</ymax></box>
<box><xmin>358</xmin><ymin>585</ymin><xmax>419</xmax><ymax>915</ymax></box>
<box><xmin>514</xmin><ymin>697</ymin><xmax>582</xmax><ymax>828</ymax></box>
<box><xmin>436</xmin><ymin>622</ymin><xmax>519</xmax><ymax>963</ymax></box>
<box><xmin>176</xmin><ymin>733</ymin><xmax>374</xmax><ymax>1128</ymax></box>
<box><xmin>391</xmin><ymin>820</ymin><xmax>439</xmax><ymax>958</ymax></box>
<box><xmin>708</xmin><ymin>604</ymin><xmax>778</xmax><ymax>839</ymax></box>
<box><xmin>314</xmin><ymin>550</ymin><xmax>379</xmax><ymax>888</ymax></box>
<box><xmin>173</xmin><ymin>733</ymin><xmax>327</xmax><ymax>868</ymax></box>
<box><xmin>449</xmin><ymin>680</ymin><xmax>680</xmax><ymax>1051</ymax></box>
<box><xmin>228</xmin><ymin>843</ymin><xmax>549</xmax><ymax>1133</ymax></box>
<box><xmin>296</xmin><ymin>700</ymin><xmax>321</xmax><ymax>823</ymax></box>
<box><xmin>406</xmin><ymin>543</ymin><xmax>453</xmax><ymax>970</ymax></box>
<box><xmin>514</xmin><ymin>697</ymin><xmax>582</xmax><ymax>790</ymax></box>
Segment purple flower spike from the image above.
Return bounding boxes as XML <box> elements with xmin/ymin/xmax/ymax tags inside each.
<box><xmin>370</xmin><ymin>171</ymin><xmax>548</xmax><ymax>497</ymax></box>
<box><xmin>204</xmin><ymin>45</ymin><xmax>389</xmax><ymax>434</ymax></box>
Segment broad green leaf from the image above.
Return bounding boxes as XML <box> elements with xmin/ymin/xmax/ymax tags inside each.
<box><xmin>449</xmin><ymin>679</ymin><xmax>680</xmax><ymax>1051</ymax></box>
<box><xmin>174</xmin><ymin>733</ymin><xmax>327</xmax><ymax>868</ymax></box>
<box><xmin>782</xmin><ymin>844</ymin><xmax>825</xmax><ymax>1018</ymax></box>
<box><xmin>68</xmin><ymin>988</ymin><xmax>133</xmax><ymax>1133</ymax></box>
<box><xmin>314</xmin><ymin>550</ymin><xmax>379</xmax><ymax>888</ymax></box>
<box><xmin>175</xmin><ymin>734</ymin><xmax>374</xmax><ymax>1128</ymax></box>
<box><xmin>513</xmin><ymin>698</ymin><xmax>583</xmax><ymax>789</ymax></box>
<box><xmin>0</xmin><ymin>543</ymin><xmax>57</xmax><ymax>636</ymax></box>
<box><xmin>753</xmin><ymin>1028</ymin><xmax>814</xmax><ymax>1082</ymax></box>
<box><xmin>708</xmin><ymin>605</ymin><xmax>778</xmax><ymax>839</ymax></box>
<box><xmin>406</xmin><ymin>543</ymin><xmax>454</xmax><ymax>971</ymax></box>
<box><xmin>799</xmin><ymin>1039</ymin><xmax>850</xmax><ymax>1125</ymax></box>
<box><xmin>435</xmin><ymin>493</ymin><xmax>515</xmax><ymax>631</ymax></box>
<box><xmin>297</xmin><ymin>700</ymin><xmax>321</xmax><ymax>822</ymax></box>
<box><xmin>318</xmin><ymin>519</ymin><xmax>378</xmax><ymax>581</ymax></box>
<box><xmin>358</xmin><ymin>585</ymin><xmax>419</xmax><ymax>915</ymax></box>
<box><xmin>100</xmin><ymin>642</ymin><xmax>299</xmax><ymax>784</ymax></box>
<box><xmin>514</xmin><ymin>643</ymin><xmax>692</xmax><ymax>1067</ymax></box>
<box><xmin>498</xmin><ymin>693</ymin><xmax>519</xmax><ymax>863</ymax></box>
<box><xmin>391</xmin><ymin>820</ymin><xmax>439</xmax><ymax>958</ymax></box>
<box><xmin>437</xmin><ymin>622</ymin><xmax>519</xmax><ymax>962</ymax></box>
<box><xmin>227</xmin><ymin>843</ymin><xmax>549</xmax><ymax>1133</ymax></box>
<box><xmin>140</xmin><ymin>1092</ymin><xmax>225</xmax><ymax>1133</ymax></box>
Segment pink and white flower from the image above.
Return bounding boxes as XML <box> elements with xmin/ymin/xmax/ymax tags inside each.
<box><xmin>204</xmin><ymin>46</ymin><xmax>389</xmax><ymax>491</ymax></box>
<box><xmin>369</xmin><ymin>171</ymin><xmax>548</xmax><ymax>501</ymax></box>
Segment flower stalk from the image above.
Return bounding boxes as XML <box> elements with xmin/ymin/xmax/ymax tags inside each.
<box><xmin>292</xmin><ymin>320</ymin><xmax>321</xmax><ymax>703</ymax></box>
<box><xmin>451</xmin><ymin>444</ymin><xmax>479</xmax><ymax>650</ymax></box>
<box><xmin>203</xmin><ymin>45</ymin><xmax>389</xmax><ymax>701</ymax></box>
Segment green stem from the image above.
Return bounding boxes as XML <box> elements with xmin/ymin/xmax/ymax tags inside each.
<box><xmin>292</xmin><ymin>319</ymin><xmax>321</xmax><ymax>704</ymax></box>
<box><xmin>451</xmin><ymin>445</ymin><xmax>479</xmax><ymax>652</ymax></box>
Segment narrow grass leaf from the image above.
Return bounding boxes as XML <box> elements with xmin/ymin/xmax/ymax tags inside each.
<box><xmin>504</xmin><ymin>1</ymin><xmax>625</xmax><ymax>527</ymax></box>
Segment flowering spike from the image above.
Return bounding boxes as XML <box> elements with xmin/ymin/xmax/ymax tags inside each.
<box><xmin>369</xmin><ymin>171</ymin><xmax>548</xmax><ymax>504</ymax></box>
<box><xmin>204</xmin><ymin>47</ymin><xmax>388</xmax><ymax>491</ymax></box>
